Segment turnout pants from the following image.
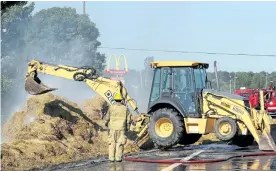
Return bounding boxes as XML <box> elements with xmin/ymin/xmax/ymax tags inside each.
<box><xmin>108</xmin><ymin>129</ymin><xmax>127</xmax><ymax>161</ymax></box>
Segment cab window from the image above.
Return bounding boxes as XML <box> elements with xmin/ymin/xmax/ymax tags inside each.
<box><xmin>150</xmin><ymin>68</ymin><xmax>161</xmax><ymax>102</ymax></box>
<box><xmin>162</xmin><ymin>68</ymin><xmax>171</xmax><ymax>93</ymax></box>
<box><xmin>194</xmin><ymin>68</ymin><xmax>205</xmax><ymax>89</ymax></box>
<box><xmin>173</xmin><ymin>67</ymin><xmax>193</xmax><ymax>92</ymax></box>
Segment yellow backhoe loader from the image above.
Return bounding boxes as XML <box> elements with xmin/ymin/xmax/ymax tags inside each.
<box><xmin>24</xmin><ymin>59</ymin><xmax>276</xmax><ymax>152</ymax></box>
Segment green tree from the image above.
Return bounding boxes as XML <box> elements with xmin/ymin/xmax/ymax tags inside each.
<box><xmin>1</xmin><ymin>2</ymin><xmax>35</xmax><ymax>124</ymax></box>
<box><xmin>269</xmin><ymin>72</ymin><xmax>276</xmax><ymax>83</ymax></box>
<box><xmin>1</xmin><ymin>6</ymin><xmax>106</xmax><ymax>124</ymax></box>
<box><xmin>249</xmin><ymin>73</ymin><xmax>266</xmax><ymax>89</ymax></box>
<box><xmin>206</xmin><ymin>70</ymin><xmax>276</xmax><ymax>92</ymax></box>
<box><xmin>1</xmin><ymin>1</ymin><xmax>28</xmax><ymax>13</ymax></box>
<box><xmin>1</xmin><ymin>2</ymin><xmax>34</xmax><ymax>59</ymax></box>
<box><xmin>1</xmin><ymin>75</ymin><xmax>12</xmax><ymax>93</ymax></box>
<box><xmin>23</xmin><ymin>7</ymin><xmax>106</xmax><ymax>71</ymax></box>
<box><xmin>235</xmin><ymin>72</ymin><xmax>252</xmax><ymax>89</ymax></box>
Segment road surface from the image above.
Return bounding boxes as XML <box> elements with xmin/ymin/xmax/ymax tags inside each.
<box><xmin>40</xmin><ymin>144</ymin><xmax>276</xmax><ymax>171</ymax></box>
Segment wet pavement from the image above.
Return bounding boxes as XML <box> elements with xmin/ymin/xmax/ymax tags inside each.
<box><xmin>61</xmin><ymin>156</ymin><xmax>276</xmax><ymax>171</ymax></box>
<box><xmin>41</xmin><ymin>144</ymin><xmax>276</xmax><ymax>171</ymax></box>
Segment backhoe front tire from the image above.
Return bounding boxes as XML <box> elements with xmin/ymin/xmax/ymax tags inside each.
<box><xmin>214</xmin><ymin>117</ymin><xmax>237</xmax><ymax>141</ymax></box>
<box><xmin>148</xmin><ymin>108</ymin><xmax>184</xmax><ymax>149</ymax></box>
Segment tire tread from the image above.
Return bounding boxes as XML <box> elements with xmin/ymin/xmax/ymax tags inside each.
<box><xmin>148</xmin><ymin>108</ymin><xmax>184</xmax><ymax>148</ymax></box>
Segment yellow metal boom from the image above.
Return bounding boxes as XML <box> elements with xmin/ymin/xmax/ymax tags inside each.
<box><xmin>25</xmin><ymin>59</ymin><xmax>139</xmax><ymax>114</ymax></box>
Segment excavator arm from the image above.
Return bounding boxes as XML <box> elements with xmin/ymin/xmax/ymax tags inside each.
<box><xmin>25</xmin><ymin>59</ymin><xmax>152</xmax><ymax>150</ymax></box>
<box><xmin>25</xmin><ymin>59</ymin><xmax>139</xmax><ymax>114</ymax></box>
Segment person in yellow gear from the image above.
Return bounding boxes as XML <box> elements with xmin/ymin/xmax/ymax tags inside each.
<box><xmin>104</xmin><ymin>93</ymin><xmax>132</xmax><ymax>162</ymax></box>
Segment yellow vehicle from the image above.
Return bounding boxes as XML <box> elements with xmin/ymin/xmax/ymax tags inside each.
<box><xmin>25</xmin><ymin>59</ymin><xmax>139</xmax><ymax>112</ymax></box>
<box><xmin>25</xmin><ymin>59</ymin><xmax>276</xmax><ymax>151</ymax></box>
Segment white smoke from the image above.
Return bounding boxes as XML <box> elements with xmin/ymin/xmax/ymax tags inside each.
<box><xmin>1</xmin><ymin>6</ymin><xmax>103</xmax><ymax>126</ymax></box>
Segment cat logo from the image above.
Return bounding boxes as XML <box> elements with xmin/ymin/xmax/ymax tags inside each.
<box><xmin>104</xmin><ymin>90</ymin><xmax>115</xmax><ymax>104</ymax></box>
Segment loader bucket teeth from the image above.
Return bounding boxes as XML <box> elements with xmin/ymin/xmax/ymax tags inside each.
<box><xmin>25</xmin><ymin>76</ymin><xmax>57</xmax><ymax>95</ymax></box>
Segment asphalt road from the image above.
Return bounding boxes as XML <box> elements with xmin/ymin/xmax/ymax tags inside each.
<box><xmin>62</xmin><ymin>156</ymin><xmax>276</xmax><ymax>171</ymax></box>
<box><xmin>41</xmin><ymin>144</ymin><xmax>276</xmax><ymax>171</ymax></box>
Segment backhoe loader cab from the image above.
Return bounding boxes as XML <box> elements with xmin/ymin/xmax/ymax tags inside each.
<box><xmin>146</xmin><ymin>61</ymin><xmax>276</xmax><ymax>151</ymax></box>
<box><xmin>148</xmin><ymin>61</ymin><xmax>209</xmax><ymax>117</ymax></box>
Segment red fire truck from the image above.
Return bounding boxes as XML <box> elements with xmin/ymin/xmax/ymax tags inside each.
<box><xmin>234</xmin><ymin>82</ymin><xmax>276</xmax><ymax>117</ymax></box>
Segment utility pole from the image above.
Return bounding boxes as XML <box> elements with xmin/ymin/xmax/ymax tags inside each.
<box><xmin>234</xmin><ymin>77</ymin><xmax>238</xmax><ymax>91</ymax></box>
<box><xmin>265</xmin><ymin>72</ymin><xmax>268</xmax><ymax>88</ymax></box>
<box><xmin>214</xmin><ymin>61</ymin><xmax>220</xmax><ymax>90</ymax></box>
<box><xmin>83</xmin><ymin>1</ymin><xmax>86</xmax><ymax>15</ymax></box>
<box><xmin>140</xmin><ymin>69</ymin><xmax>143</xmax><ymax>89</ymax></box>
<box><xmin>230</xmin><ymin>76</ymin><xmax>232</xmax><ymax>93</ymax></box>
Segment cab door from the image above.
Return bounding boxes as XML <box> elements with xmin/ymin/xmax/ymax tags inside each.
<box><xmin>160</xmin><ymin>67</ymin><xmax>173</xmax><ymax>99</ymax></box>
<box><xmin>148</xmin><ymin>67</ymin><xmax>174</xmax><ymax>109</ymax></box>
<box><xmin>172</xmin><ymin>67</ymin><xmax>199</xmax><ymax>117</ymax></box>
<box><xmin>149</xmin><ymin>68</ymin><xmax>161</xmax><ymax>104</ymax></box>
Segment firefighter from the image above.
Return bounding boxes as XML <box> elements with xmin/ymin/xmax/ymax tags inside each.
<box><xmin>104</xmin><ymin>93</ymin><xmax>132</xmax><ymax>162</ymax></box>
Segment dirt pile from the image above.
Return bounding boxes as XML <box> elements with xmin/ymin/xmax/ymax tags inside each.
<box><xmin>80</xmin><ymin>95</ymin><xmax>107</xmax><ymax>121</ymax></box>
<box><xmin>1</xmin><ymin>94</ymin><xmax>109</xmax><ymax>170</ymax></box>
<box><xmin>1</xmin><ymin>94</ymin><xmax>138</xmax><ymax>171</ymax></box>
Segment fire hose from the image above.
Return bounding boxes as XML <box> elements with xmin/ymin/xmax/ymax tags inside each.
<box><xmin>124</xmin><ymin>151</ymin><xmax>276</xmax><ymax>164</ymax></box>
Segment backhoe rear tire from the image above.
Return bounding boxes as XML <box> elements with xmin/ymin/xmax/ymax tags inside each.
<box><xmin>148</xmin><ymin>108</ymin><xmax>184</xmax><ymax>149</ymax></box>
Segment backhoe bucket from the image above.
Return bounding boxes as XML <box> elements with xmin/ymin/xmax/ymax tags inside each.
<box><xmin>258</xmin><ymin>124</ymin><xmax>276</xmax><ymax>151</ymax></box>
<box><xmin>25</xmin><ymin>76</ymin><xmax>57</xmax><ymax>95</ymax></box>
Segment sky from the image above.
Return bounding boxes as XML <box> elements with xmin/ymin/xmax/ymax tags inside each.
<box><xmin>33</xmin><ymin>1</ymin><xmax>276</xmax><ymax>73</ymax></box>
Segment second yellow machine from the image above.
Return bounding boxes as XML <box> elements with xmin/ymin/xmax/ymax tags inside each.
<box><xmin>25</xmin><ymin>59</ymin><xmax>276</xmax><ymax>151</ymax></box>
